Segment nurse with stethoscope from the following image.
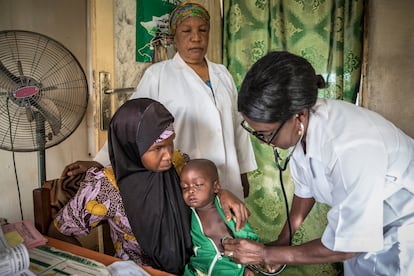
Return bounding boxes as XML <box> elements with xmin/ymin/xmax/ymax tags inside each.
<box><xmin>223</xmin><ymin>51</ymin><xmax>414</xmax><ymax>276</ymax></box>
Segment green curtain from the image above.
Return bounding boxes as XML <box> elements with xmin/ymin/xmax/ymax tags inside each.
<box><xmin>223</xmin><ymin>1</ymin><xmax>364</xmax><ymax>275</ymax></box>
<box><xmin>223</xmin><ymin>0</ymin><xmax>363</xmax><ymax>102</ymax></box>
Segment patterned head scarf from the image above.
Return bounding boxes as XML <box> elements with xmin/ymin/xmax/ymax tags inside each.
<box><xmin>169</xmin><ymin>1</ymin><xmax>210</xmax><ymax>35</ymax></box>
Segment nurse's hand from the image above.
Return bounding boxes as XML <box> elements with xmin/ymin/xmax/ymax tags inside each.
<box><xmin>224</xmin><ymin>238</ymin><xmax>286</xmax><ymax>274</ymax></box>
<box><xmin>222</xmin><ymin>238</ymin><xmax>264</xmax><ymax>264</ymax></box>
<box><xmin>218</xmin><ymin>189</ymin><xmax>250</xmax><ymax>231</ymax></box>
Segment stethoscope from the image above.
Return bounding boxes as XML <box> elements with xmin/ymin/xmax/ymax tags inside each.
<box><xmin>274</xmin><ymin>121</ymin><xmax>304</xmax><ymax>172</ymax></box>
<box><xmin>248</xmin><ymin>122</ymin><xmax>305</xmax><ymax>275</ymax></box>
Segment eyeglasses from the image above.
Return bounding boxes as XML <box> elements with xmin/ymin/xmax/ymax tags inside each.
<box><xmin>240</xmin><ymin>120</ymin><xmax>286</xmax><ymax>145</ymax></box>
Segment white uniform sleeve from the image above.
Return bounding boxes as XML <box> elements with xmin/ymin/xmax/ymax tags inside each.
<box><xmin>225</xmin><ymin>67</ymin><xmax>257</xmax><ymax>174</ymax></box>
<box><xmin>93</xmin><ymin>140</ymin><xmax>110</xmax><ymax>167</ymax></box>
<box><xmin>321</xmin><ymin>140</ymin><xmax>387</xmax><ymax>252</ymax></box>
<box><xmin>130</xmin><ymin>66</ymin><xmax>160</xmax><ymax>100</ymax></box>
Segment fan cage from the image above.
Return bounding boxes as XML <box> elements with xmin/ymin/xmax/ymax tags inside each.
<box><xmin>0</xmin><ymin>30</ymin><xmax>88</xmax><ymax>152</ymax></box>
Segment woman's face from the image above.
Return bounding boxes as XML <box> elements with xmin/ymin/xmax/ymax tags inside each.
<box><xmin>243</xmin><ymin>116</ymin><xmax>300</xmax><ymax>149</ymax></box>
<box><xmin>141</xmin><ymin>133</ymin><xmax>175</xmax><ymax>172</ymax></box>
<box><xmin>174</xmin><ymin>16</ymin><xmax>209</xmax><ymax>64</ymax></box>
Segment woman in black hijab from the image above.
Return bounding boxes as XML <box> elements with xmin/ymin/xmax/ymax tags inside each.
<box><xmin>108</xmin><ymin>98</ymin><xmax>192</xmax><ymax>274</ymax></box>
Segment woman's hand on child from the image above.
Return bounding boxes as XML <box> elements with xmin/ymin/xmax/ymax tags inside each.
<box><xmin>219</xmin><ymin>189</ymin><xmax>250</xmax><ymax>231</ymax></box>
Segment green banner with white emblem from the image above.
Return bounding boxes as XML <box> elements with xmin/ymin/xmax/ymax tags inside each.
<box><xmin>136</xmin><ymin>0</ymin><xmax>179</xmax><ymax>62</ymax></box>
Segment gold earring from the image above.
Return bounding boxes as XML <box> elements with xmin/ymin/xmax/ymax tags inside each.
<box><xmin>296</xmin><ymin>114</ymin><xmax>302</xmax><ymax>135</ymax></box>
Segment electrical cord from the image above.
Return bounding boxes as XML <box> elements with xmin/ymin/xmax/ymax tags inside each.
<box><xmin>6</xmin><ymin>98</ymin><xmax>24</xmax><ymax>220</ymax></box>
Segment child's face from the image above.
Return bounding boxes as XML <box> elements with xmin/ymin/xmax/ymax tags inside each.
<box><xmin>141</xmin><ymin>134</ymin><xmax>175</xmax><ymax>172</ymax></box>
<box><xmin>180</xmin><ymin>167</ymin><xmax>219</xmax><ymax>209</ymax></box>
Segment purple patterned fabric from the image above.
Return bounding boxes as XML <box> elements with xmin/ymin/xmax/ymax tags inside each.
<box><xmin>54</xmin><ymin>167</ymin><xmax>147</xmax><ymax>265</ymax></box>
<box><xmin>155</xmin><ymin>123</ymin><xmax>174</xmax><ymax>143</ymax></box>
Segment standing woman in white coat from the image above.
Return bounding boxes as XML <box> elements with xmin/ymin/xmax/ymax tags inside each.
<box><xmin>64</xmin><ymin>1</ymin><xmax>257</xmax><ymax>200</ymax></box>
<box><xmin>128</xmin><ymin>1</ymin><xmax>257</xmax><ymax>200</ymax></box>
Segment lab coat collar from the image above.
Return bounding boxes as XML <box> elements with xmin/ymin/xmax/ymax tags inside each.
<box><xmin>173</xmin><ymin>52</ymin><xmax>222</xmax><ymax>92</ymax></box>
<box><xmin>173</xmin><ymin>52</ymin><xmax>212</xmax><ymax>69</ymax></box>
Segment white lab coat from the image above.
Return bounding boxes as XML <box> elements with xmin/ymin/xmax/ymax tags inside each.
<box><xmin>95</xmin><ymin>53</ymin><xmax>257</xmax><ymax>199</ymax></box>
<box><xmin>289</xmin><ymin>99</ymin><xmax>414</xmax><ymax>275</ymax></box>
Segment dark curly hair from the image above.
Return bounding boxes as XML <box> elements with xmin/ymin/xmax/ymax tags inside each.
<box><xmin>238</xmin><ymin>51</ymin><xmax>325</xmax><ymax>123</ymax></box>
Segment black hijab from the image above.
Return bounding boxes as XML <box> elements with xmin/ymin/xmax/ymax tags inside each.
<box><xmin>108</xmin><ymin>98</ymin><xmax>192</xmax><ymax>274</ymax></box>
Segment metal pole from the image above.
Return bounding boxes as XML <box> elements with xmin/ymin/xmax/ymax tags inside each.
<box><xmin>35</xmin><ymin>112</ymin><xmax>46</xmax><ymax>187</ymax></box>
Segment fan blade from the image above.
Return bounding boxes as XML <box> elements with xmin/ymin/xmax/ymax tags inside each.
<box><xmin>0</xmin><ymin>61</ymin><xmax>20</xmax><ymax>90</ymax></box>
<box><xmin>41</xmin><ymin>86</ymin><xmax>58</xmax><ymax>92</ymax></box>
<box><xmin>0</xmin><ymin>74</ymin><xmax>17</xmax><ymax>91</ymax></box>
<box><xmin>17</xmin><ymin>60</ymin><xmax>26</xmax><ymax>85</ymax></box>
<box><xmin>25</xmin><ymin>103</ymin><xmax>34</xmax><ymax>122</ymax></box>
<box><xmin>31</xmin><ymin>98</ymin><xmax>62</xmax><ymax>135</ymax></box>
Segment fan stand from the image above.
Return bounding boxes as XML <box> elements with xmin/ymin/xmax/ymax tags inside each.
<box><xmin>35</xmin><ymin>112</ymin><xmax>46</xmax><ymax>187</ymax></box>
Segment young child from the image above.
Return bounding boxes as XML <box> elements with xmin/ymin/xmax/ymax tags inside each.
<box><xmin>180</xmin><ymin>158</ymin><xmax>258</xmax><ymax>276</ymax></box>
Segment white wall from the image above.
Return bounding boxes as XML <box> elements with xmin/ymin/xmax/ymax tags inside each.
<box><xmin>363</xmin><ymin>0</ymin><xmax>414</xmax><ymax>138</ymax></box>
<box><xmin>0</xmin><ymin>0</ymin><xmax>91</xmax><ymax>223</ymax></box>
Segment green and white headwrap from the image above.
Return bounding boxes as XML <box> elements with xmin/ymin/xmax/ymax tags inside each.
<box><xmin>169</xmin><ymin>1</ymin><xmax>210</xmax><ymax>35</ymax></box>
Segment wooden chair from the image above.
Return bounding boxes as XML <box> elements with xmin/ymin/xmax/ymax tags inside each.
<box><xmin>33</xmin><ymin>173</ymin><xmax>114</xmax><ymax>255</ymax></box>
<box><xmin>33</xmin><ymin>187</ymin><xmax>54</xmax><ymax>235</ymax></box>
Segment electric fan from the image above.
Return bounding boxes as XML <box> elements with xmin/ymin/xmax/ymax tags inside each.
<box><xmin>0</xmin><ymin>30</ymin><xmax>88</xmax><ymax>186</ymax></box>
